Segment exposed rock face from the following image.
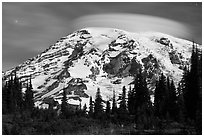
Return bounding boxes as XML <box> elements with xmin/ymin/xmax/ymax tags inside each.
<box><xmin>3</xmin><ymin>27</ymin><xmax>200</xmax><ymax>107</ymax></box>
<box><xmin>159</xmin><ymin>37</ymin><xmax>171</xmax><ymax>46</ymax></box>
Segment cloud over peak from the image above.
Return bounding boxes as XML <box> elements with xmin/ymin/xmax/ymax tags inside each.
<box><xmin>73</xmin><ymin>13</ymin><xmax>191</xmax><ymax>40</ymax></box>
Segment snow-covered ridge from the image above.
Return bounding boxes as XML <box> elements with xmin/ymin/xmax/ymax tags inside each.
<box><xmin>2</xmin><ymin>27</ymin><xmax>201</xmax><ymax>108</ymax></box>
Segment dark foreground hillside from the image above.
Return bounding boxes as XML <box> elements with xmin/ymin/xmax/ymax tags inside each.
<box><xmin>2</xmin><ymin>113</ymin><xmax>199</xmax><ymax>135</ymax></box>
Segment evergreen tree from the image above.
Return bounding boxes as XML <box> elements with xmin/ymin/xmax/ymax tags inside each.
<box><xmin>134</xmin><ymin>69</ymin><xmax>150</xmax><ymax>115</ymax></box>
<box><xmin>79</xmin><ymin>101</ymin><xmax>82</xmax><ymax>110</ymax></box>
<box><xmin>13</xmin><ymin>71</ymin><xmax>23</xmax><ymax>111</ymax></box>
<box><xmin>82</xmin><ymin>104</ymin><xmax>87</xmax><ymax>115</ymax></box>
<box><xmin>183</xmin><ymin>42</ymin><xmax>201</xmax><ymax>120</ymax></box>
<box><xmin>18</xmin><ymin>81</ymin><xmax>23</xmax><ymax>111</ymax></box>
<box><xmin>196</xmin><ymin>45</ymin><xmax>202</xmax><ymax>134</ymax></box>
<box><xmin>94</xmin><ymin>88</ymin><xmax>103</xmax><ymax>118</ymax></box>
<box><xmin>118</xmin><ymin>86</ymin><xmax>127</xmax><ymax>110</ymax></box>
<box><xmin>88</xmin><ymin>96</ymin><xmax>94</xmax><ymax>117</ymax></box>
<box><xmin>4</xmin><ymin>71</ymin><xmax>24</xmax><ymax>114</ymax></box>
<box><xmin>118</xmin><ymin>86</ymin><xmax>128</xmax><ymax>115</ymax></box>
<box><xmin>166</xmin><ymin>77</ymin><xmax>170</xmax><ymax>113</ymax></box>
<box><xmin>133</xmin><ymin>68</ymin><xmax>151</xmax><ymax>124</ymax></box>
<box><xmin>61</xmin><ymin>88</ymin><xmax>68</xmax><ymax>117</ymax></box>
<box><xmin>176</xmin><ymin>42</ymin><xmax>202</xmax><ymax>133</ymax></box>
<box><xmin>7</xmin><ymin>74</ymin><xmax>15</xmax><ymax>113</ymax></box>
<box><xmin>2</xmin><ymin>81</ymin><xmax>8</xmax><ymax>114</ymax></box>
<box><xmin>111</xmin><ymin>89</ymin><xmax>117</xmax><ymax>115</ymax></box>
<box><xmin>12</xmin><ymin>73</ymin><xmax>18</xmax><ymax>112</ymax></box>
<box><xmin>106</xmin><ymin>100</ymin><xmax>111</xmax><ymax>116</ymax></box>
<box><xmin>128</xmin><ymin>85</ymin><xmax>134</xmax><ymax>115</ymax></box>
<box><xmin>24</xmin><ymin>76</ymin><xmax>34</xmax><ymax>111</ymax></box>
<box><xmin>168</xmin><ymin>80</ymin><xmax>178</xmax><ymax>120</ymax></box>
<box><xmin>154</xmin><ymin>73</ymin><xmax>168</xmax><ymax>119</ymax></box>
<box><xmin>24</xmin><ymin>81</ymin><xmax>29</xmax><ymax>109</ymax></box>
<box><xmin>177</xmin><ymin>82</ymin><xmax>185</xmax><ymax>122</ymax></box>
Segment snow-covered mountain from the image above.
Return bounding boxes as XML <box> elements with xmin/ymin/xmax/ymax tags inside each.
<box><xmin>2</xmin><ymin>27</ymin><xmax>198</xmax><ymax>108</ymax></box>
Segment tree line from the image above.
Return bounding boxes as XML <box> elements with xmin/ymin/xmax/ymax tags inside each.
<box><xmin>2</xmin><ymin>73</ymin><xmax>34</xmax><ymax>114</ymax></box>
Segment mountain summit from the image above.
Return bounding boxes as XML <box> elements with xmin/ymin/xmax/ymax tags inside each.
<box><xmin>3</xmin><ymin>27</ymin><xmax>197</xmax><ymax>107</ymax></box>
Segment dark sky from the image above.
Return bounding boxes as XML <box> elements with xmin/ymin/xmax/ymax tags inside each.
<box><xmin>2</xmin><ymin>2</ymin><xmax>202</xmax><ymax>71</ymax></box>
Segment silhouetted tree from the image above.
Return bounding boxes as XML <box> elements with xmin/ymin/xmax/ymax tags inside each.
<box><xmin>61</xmin><ymin>88</ymin><xmax>68</xmax><ymax>117</ymax></box>
<box><xmin>183</xmin><ymin>42</ymin><xmax>201</xmax><ymax>121</ymax></box>
<box><xmin>82</xmin><ymin>104</ymin><xmax>87</xmax><ymax>116</ymax></box>
<box><xmin>128</xmin><ymin>85</ymin><xmax>134</xmax><ymax>115</ymax></box>
<box><xmin>94</xmin><ymin>88</ymin><xmax>103</xmax><ymax>118</ymax></box>
<box><xmin>177</xmin><ymin>82</ymin><xmax>185</xmax><ymax>122</ymax></box>
<box><xmin>154</xmin><ymin>73</ymin><xmax>168</xmax><ymax>119</ymax></box>
<box><xmin>133</xmin><ymin>68</ymin><xmax>151</xmax><ymax>124</ymax></box>
<box><xmin>88</xmin><ymin>96</ymin><xmax>94</xmax><ymax>117</ymax></box>
<box><xmin>180</xmin><ymin>42</ymin><xmax>202</xmax><ymax>134</ymax></box>
<box><xmin>111</xmin><ymin>89</ymin><xmax>117</xmax><ymax>115</ymax></box>
<box><xmin>134</xmin><ymin>69</ymin><xmax>150</xmax><ymax>113</ymax></box>
<box><xmin>3</xmin><ymin>71</ymin><xmax>24</xmax><ymax>114</ymax></box>
<box><xmin>168</xmin><ymin>80</ymin><xmax>178</xmax><ymax>120</ymax></box>
<box><xmin>24</xmin><ymin>76</ymin><xmax>34</xmax><ymax>111</ymax></box>
<box><xmin>118</xmin><ymin>86</ymin><xmax>128</xmax><ymax>120</ymax></box>
<box><xmin>7</xmin><ymin>74</ymin><xmax>15</xmax><ymax>113</ymax></box>
<box><xmin>2</xmin><ymin>81</ymin><xmax>8</xmax><ymax>114</ymax></box>
<box><xmin>106</xmin><ymin>100</ymin><xmax>111</xmax><ymax>116</ymax></box>
<box><xmin>79</xmin><ymin>101</ymin><xmax>82</xmax><ymax>110</ymax></box>
<box><xmin>118</xmin><ymin>86</ymin><xmax>127</xmax><ymax>111</ymax></box>
<box><xmin>14</xmin><ymin>71</ymin><xmax>23</xmax><ymax>111</ymax></box>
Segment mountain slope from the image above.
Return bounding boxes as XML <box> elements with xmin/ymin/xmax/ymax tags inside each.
<box><xmin>2</xmin><ymin>27</ymin><xmax>198</xmax><ymax>108</ymax></box>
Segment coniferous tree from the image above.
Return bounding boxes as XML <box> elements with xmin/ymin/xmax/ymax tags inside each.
<box><xmin>7</xmin><ymin>74</ymin><xmax>15</xmax><ymax>113</ymax></box>
<box><xmin>154</xmin><ymin>73</ymin><xmax>168</xmax><ymax>119</ymax></box>
<box><xmin>177</xmin><ymin>82</ymin><xmax>185</xmax><ymax>122</ymax></box>
<box><xmin>79</xmin><ymin>101</ymin><xmax>82</xmax><ymax>110</ymax></box>
<box><xmin>118</xmin><ymin>86</ymin><xmax>128</xmax><ymax>116</ymax></box>
<box><xmin>2</xmin><ymin>81</ymin><xmax>8</xmax><ymax>114</ymax></box>
<box><xmin>82</xmin><ymin>104</ymin><xmax>87</xmax><ymax>116</ymax></box>
<box><xmin>3</xmin><ymin>71</ymin><xmax>24</xmax><ymax>114</ymax></box>
<box><xmin>106</xmin><ymin>100</ymin><xmax>111</xmax><ymax>116</ymax></box>
<box><xmin>176</xmin><ymin>42</ymin><xmax>202</xmax><ymax>134</ymax></box>
<box><xmin>111</xmin><ymin>89</ymin><xmax>117</xmax><ymax>115</ymax></box>
<box><xmin>168</xmin><ymin>80</ymin><xmax>178</xmax><ymax>120</ymax></box>
<box><xmin>128</xmin><ymin>85</ymin><xmax>134</xmax><ymax>115</ymax></box>
<box><xmin>12</xmin><ymin>73</ymin><xmax>18</xmax><ymax>112</ymax></box>
<box><xmin>179</xmin><ymin>42</ymin><xmax>202</xmax><ymax>133</ymax></box>
<box><xmin>61</xmin><ymin>88</ymin><xmax>68</xmax><ymax>117</ymax></box>
<box><xmin>196</xmin><ymin>45</ymin><xmax>202</xmax><ymax>134</ymax></box>
<box><xmin>88</xmin><ymin>96</ymin><xmax>94</xmax><ymax>117</ymax></box>
<box><xmin>94</xmin><ymin>88</ymin><xmax>103</xmax><ymax>118</ymax></box>
<box><xmin>183</xmin><ymin>42</ymin><xmax>201</xmax><ymax>120</ymax></box>
<box><xmin>118</xmin><ymin>86</ymin><xmax>129</xmax><ymax>122</ymax></box>
<box><xmin>24</xmin><ymin>81</ymin><xmax>29</xmax><ymax>109</ymax></box>
<box><xmin>166</xmin><ymin>77</ymin><xmax>170</xmax><ymax>114</ymax></box>
<box><xmin>166</xmin><ymin>77</ymin><xmax>171</xmax><ymax>92</ymax></box>
<box><xmin>18</xmin><ymin>81</ymin><xmax>23</xmax><ymax>111</ymax></box>
<box><xmin>134</xmin><ymin>69</ymin><xmax>150</xmax><ymax>115</ymax></box>
<box><xmin>133</xmin><ymin>68</ymin><xmax>151</xmax><ymax>124</ymax></box>
<box><xmin>176</xmin><ymin>65</ymin><xmax>192</xmax><ymax>122</ymax></box>
<box><xmin>118</xmin><ymin>86</ymin><xmax>127</xmax><ymax>111</ymax></box>
<box><xmin>24</xmin><ymin>76</ymin><xmax>34</xmax><ymax>111</ymax></box>
<box><xmin>13</xmin><ymin>71</ymin><xmax>23</xmax><ymax>111</ymax></box>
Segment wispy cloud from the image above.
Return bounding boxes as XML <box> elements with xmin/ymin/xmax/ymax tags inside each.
<box><xmin>73</xmin><ymin>13</ymin><xmax>191</xmax><ymax>40</ymax></box>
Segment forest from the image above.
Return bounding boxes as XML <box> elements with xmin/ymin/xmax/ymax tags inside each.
<box><xmin>2</xmin><ymin>43</ymin><xmax>202</xmax><ymax>135</ymax></box>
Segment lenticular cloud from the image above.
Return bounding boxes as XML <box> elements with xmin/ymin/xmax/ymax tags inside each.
<box><xmin>73</xmin><ymin>13</ymin><xmax>191</xmax><ymax>40</ymax></box>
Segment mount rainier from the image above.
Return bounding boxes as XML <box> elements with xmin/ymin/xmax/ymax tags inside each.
<box><xmin>2</xmin><ymin>27</ymin><xmax>198</xmax><ymax>108</ymax></box>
